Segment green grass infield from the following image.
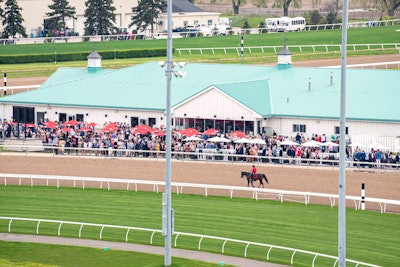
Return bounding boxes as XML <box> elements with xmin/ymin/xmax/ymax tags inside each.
<box><xmin>0</xmin><ymin>185</ymin><xmax>398</xmax><ymax>267</ymax></box>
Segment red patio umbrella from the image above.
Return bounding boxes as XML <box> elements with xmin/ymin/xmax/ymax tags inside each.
<box><xmin>60</xmin><ymin>127</ymin><xmax>71</xmax><ymax>133</ymax></box>
<box><xmin>78</xmin><ymin>127</ymin><xmax>93</xmax><ymax>132</ymax></box>
<box><xmin>203</xmin><ymin>128</ymin><xmax>219</xmax><ymax>135</ymax></box>
<box><xmin>155</xmin><ymin>131</ymin><xmax>166</xmax><ymax>137</ymax></box>
<box><xmin>101</xmin><ymin>126</ymin><xmax>117</xmax><ymax>133</ymax></box>
<box><xmin>231</xmin><ymin>130</ymin><xmax>246</xmax><ymax>138</ymax></box>
<box><xmin>136</xmin><ymin>124</ymin><xmax>151</xmax><ymax>130</ymax></box>
<box><xmin>131</xmin><ymin>127</ymin><xmax>149</xmax><ymax>135</ymax></box>
<box><xmin>63</xmin><ymin>120</ymin><xmax>78</xmax><ymax>127</ymax></box>
<box><xmin>181</xmin><ymin>128</ymin><xmax>200</xmax><ymax>136</ymax></box>
<box><xmin>86</xmin><ymin>122</ymin><xmax>98</xmax><ymax>127</ymax></box>
<box><xmin>105</xmin><ymin>122</ymin><xmax>118</xmax><ymax>127</ymax></box>
<box><xmin>43</xmin><ymin>121</ymin><xmax>58</xmax><ymax>129</ymax></box>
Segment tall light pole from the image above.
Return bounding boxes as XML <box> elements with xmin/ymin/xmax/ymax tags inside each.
<box><xmin>164</xmin><ymin>0</ymin><xmax>173</xmax><ymax>264</ymax></box>
<box><xmin>161</xmin><ymin>1</ymin><xmax>186</xmax><ymax>265</ymax></box>
<box><xmin>339</xmin><ymin>0</ymin><xmax>349</xmax><ymax>265</ymax></box>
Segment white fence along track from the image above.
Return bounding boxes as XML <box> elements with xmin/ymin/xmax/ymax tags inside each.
<box><xmin>175</xmin><ymin>43</ymin><xmax>400</xmax><ymax>56</ymax></box>
<box><xmin>0</xmin><ymin>216</ymin><xmax>381</xmax><ymax>267</ymax></box>
<box><xmin>1</xmin><ymin>173</ymin><xmax>399</xmax><ymax>213</ymax></box>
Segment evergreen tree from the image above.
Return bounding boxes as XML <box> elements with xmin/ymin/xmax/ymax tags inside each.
<box><xmin>129</xmin><ymin>0</ymin><xmax>166</xmax><ymax>35</ymax></box>
<box><xmin>1</xmin><ymin>0</ymin><xmax>27</xmax><ymax>38</ymax></box>
<box><xmin>84</xmin><ymin>0</ymin><xmax>116</xmax><ymax>35</ymax></box>
<box><xmin>0</xmin><ymin>0</ymin><xmax>4</xmax><ymax>19</ymax></box>
<box><xmin>309</xmin><ymin>10</ymin><xmax>322</xmax><ymax>25</ymax></box>
<box><xmin>46</xmin><ymin>0</ymin><xmax>76</xmax><ymax>34</ymax></box>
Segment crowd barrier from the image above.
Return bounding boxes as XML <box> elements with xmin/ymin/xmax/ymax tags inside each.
<box><xmin>1</xmin><ymin>144</ymin><xmax>399</xmax><ymax>172</ymax></box>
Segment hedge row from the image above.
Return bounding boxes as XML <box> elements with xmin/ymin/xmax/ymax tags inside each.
<box><xmin>0</xmin><ymin>48</ymin><xmax>167</xmax><ymax>64</ymax></box>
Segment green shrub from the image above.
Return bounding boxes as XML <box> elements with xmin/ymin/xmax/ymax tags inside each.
<box><xmin>0</xmin><ymin>48</ymin><xmax>167</xmax><ymax>64</ymax></box>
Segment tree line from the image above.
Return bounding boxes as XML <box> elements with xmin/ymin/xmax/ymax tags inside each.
<box><xmin>235</xmin><ymin>0</ymin><xmax>399</xmax><ymax>17</ymax></box>
<box><xmin>0</xmin><ymin>0</ymin><xmax>166</xmax><ymax>38</ymax></box>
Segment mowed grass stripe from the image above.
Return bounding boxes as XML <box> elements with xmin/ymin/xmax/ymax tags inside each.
<box><xmin>0</xmin><ymin>185</ymin><xmax>398</xmax><ymax>267</ymax></box>
<box><xmin>1</xmin><ymin>26</ymin><xmax>399</xmax><ymax>55</ymax></box>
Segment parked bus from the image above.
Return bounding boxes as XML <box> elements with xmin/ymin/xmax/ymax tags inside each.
<box><xmin>265</xmin><ymin>18</ymin><xmax>280</xmax><ymax>32</ymax></box>
<box><xmin>275</xmin><ymin>17</ymin><xmax>306</xmax><ymax>32</ymax></box>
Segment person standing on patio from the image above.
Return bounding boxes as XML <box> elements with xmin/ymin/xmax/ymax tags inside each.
<box><xmin>375</xmin><ymin>149</ymin><xmax>382</xmax><ymax>168</ymax></box>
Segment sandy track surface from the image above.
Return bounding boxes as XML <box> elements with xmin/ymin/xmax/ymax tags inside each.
<box><xmin>1</xmin><ymin>154</ymin><xmax>399</xmax><ymax>212</ymax></box>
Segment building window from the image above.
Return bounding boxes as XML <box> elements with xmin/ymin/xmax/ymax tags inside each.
<box><xmin>334</xmin><ymin>126</ymin><xmax>348</xmax><ymax>135</ymax></box>
<box><xmin>148</xmin><ymin>117</ymin><xmax>156</xmax><ymax>127</ymax></box>
<box><xmin>194</xmin><ymin>20</ymin><xmax>199</xmax><ymax>26</ymax></box>
<box><xmin>207</xmin><ymin>20</ymin><xmax>213</xmax><ymax>26</ymax></box>
<box><xmin>293</xmin><ymin>124</ymin><xmax>306</xmax><ymax>133</ymax></box>
<box><xmin>76</xmin><ymin>114</ymin><xmax>84</xmax><ymax>122</ymax></box>
<box><xmin>131</xmin><ymin>117</ymin><xmax>139</xmax><ymax>127</ymax></box>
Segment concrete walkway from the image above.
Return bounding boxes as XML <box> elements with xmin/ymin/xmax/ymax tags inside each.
<box><xmin>0</xmin><ymin>233</ymin><xmax>289</xmax><ymax>267</ymax></box>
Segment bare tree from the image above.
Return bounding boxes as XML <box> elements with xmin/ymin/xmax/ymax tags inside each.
<box><xmin>232</xmin><ymin>0</ymin><xmax>247</xmax><ymax>15</ymax></box>
<box><xmin>272</xmin><ymin>0</ymin><xmax>301</xmax><ymax>17</ymax></box>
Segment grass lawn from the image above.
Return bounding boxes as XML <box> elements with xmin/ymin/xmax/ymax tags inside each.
<box><xmin>1</xmin><ymin>26</ymin><xmax>399</xmax><ymax>55</ymax></box>
<box><xmin>0</xmin><ymin>241</ymin><xmax>233</xmax><ymax>267</ymax></box>
<box><xmin>0</xmin><ymin>185</ymin><xmax>398</xmax><ymax>267</ymax></box>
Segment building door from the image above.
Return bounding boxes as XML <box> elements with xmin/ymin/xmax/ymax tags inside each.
<box><xmin>131</xmin><ymin>117</ymin><xmax>138</xmax><ymax>127</ymax></box>
<box><xmin>148</xmin><ymin>117</ymin><xmax>156</xmax><ymax>127</ymax></box>
<box><xmin>59</xmin><ymin>113</ymin><xmax>67</xmax><ymax>122</ymax></box>
<box><xmin>37</xmin><ymin>111</ymin><xmax>45</xmax><ymax>124</ymax></box>
<box><xmin>76</xmin><ymin>114</ymin><xmax>84</xmax><ymax>122</ymax></box>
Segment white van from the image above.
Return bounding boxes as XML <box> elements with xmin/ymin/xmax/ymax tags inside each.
<box><xmin>265</xmin><ymin>18</ymin><xmax>279</xmax><ymax>32</ymax></box>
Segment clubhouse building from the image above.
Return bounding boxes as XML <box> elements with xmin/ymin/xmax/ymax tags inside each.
<box><xmin>1</xmin><ymin>48</ymin><xmax>399</xmax><ymax>149</ymax></box>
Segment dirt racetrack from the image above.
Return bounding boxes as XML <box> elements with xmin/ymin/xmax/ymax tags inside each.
<box><xmin>0</xmin><ymin>154</ymin><xmax>399</xmax><ymax>212</ymax></box>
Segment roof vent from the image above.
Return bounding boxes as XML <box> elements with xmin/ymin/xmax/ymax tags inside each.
<box><xmin>87</xmin><ymin>49</ymin><xmax>102</xmax><ymax>73</ymax></box>
<box><xmin>277</xmin><ymin>44</ymin><xmax>292</xmax><ymax>69</ymax></box>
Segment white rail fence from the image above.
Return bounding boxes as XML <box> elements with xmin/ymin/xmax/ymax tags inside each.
<box><xmin>0</xmin><ymin>216</ymin><xmax>381</xmax><ymax>267</ymax></box>
<box><xmin>1</xmin><ymin>144</ymin><xmax>400</xmax><ymax>172</ymax></box>
<box><xmin>1</xmin><ymin>173</ymin><xmax>399</xmax><ymax>213</ymax></box>
<box><xmin>324</xmin><ymin>61</ymin><xmax>400</xmax><ymax>69</ymax></box>
<box><xmin>0</xmin><ymin>85</ymin><xmax>40</xmax><ymax>96</ymax></box>
<box><xmin>175</xmin><ymin>43</ymin><xmax>400</xmax><ymax>56</ymax></box>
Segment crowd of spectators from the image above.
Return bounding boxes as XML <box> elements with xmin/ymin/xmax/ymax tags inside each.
<box><xmin>1</xmin><ymin>119</ymin><xmax>399</xmax><ymax>167</ymax></box>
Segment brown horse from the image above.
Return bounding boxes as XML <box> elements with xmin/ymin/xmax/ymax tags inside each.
<box><xmin>241</xmin><ymin>171</ymin><xmax>269</xmax><ymax>188</ymax></box>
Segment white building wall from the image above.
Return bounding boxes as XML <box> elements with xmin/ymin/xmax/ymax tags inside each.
<box><xmin>265</xmin><ymin>116</ymin><xmax>400</xmax><ymax>148</ymax></box>
<box><xmin>173</xmin><ymin>88</ymin><xmax>258</xmax><ymax>120</ymax></box>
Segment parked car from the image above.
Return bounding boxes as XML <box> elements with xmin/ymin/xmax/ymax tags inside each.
<box><xmin>366</xmin><ymin>20</ymin><xmax>378</xmax><ymax>27</ymax></box>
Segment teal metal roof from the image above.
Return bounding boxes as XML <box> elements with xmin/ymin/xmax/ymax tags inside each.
<box><xmin>216</xmin><ymin>79</ymin><xmax>271</xmax><ymax>116</ymax></box>
<box><xmin>1</xmin><ymin>62</ymin><xmax>399</xmax><ymax>122</ymax></box>
<box><xmin>267</xmin><ymin>67</ymin><xmax>400</xmax><ymax>122</ymax></box>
